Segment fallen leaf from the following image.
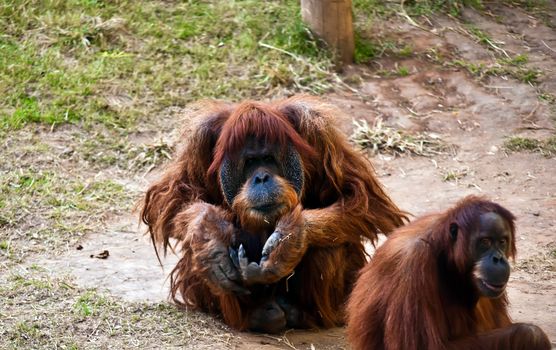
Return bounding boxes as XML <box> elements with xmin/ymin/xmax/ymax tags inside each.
<box><xmin>90</xmin><ymin>250</ymin><xmax>110</xmax><ymax>259</ymax></box>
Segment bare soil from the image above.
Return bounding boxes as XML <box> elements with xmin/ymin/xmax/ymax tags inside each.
<box><xmin>42</xmin><ymin>4</ymin><xmax>555</xmax><ymax>349</ymax></box>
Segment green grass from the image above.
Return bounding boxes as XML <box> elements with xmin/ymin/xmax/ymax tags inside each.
<box><xmin>0</xmin><ymin>169</ymin><xmax>135</xmax><ymax>262</ymax></box>
<box><xmin>538</xmin><ymin>93</ymin><xmax>556</xmax><ymax>104</ymax></box>
<box><xmin>459</xmin><ymin>28</ymin><xmax>542</xmax><ymax>84</ymax></box>
<box><xmin>504</xmin><ymin>136</ymin><xmax>556</xmax><ymax>157</ymax></box>
<box><xmin>442</xmin><ymin>168</ymin><xmax>469</xmax><ymax>182</ymax></box>
<box><xmin>501</xmin><ymin>54</ymin><xmax>529</xmax><ymax>66</ymax></box>
<box><xmin>74</xmin><ymin>291</ymin><xmax>108</xmax><ymax>317</ymax></box>
<box><xmin>397</xmin><ymin>45</ymin><xmax>414</xmax><ymax>58</ymax></box>
<box><xmin>507</xmin><ymin>0</ymin><xmax>553</xmax><ymax>27</ymax></box>
<box><xmin>354</xmin><ymin>35</ymin><xmax>416</xmax><ymax>64</ymax></box>
<box><xmin>396</xmin><ymin>66</ymin><xmax>410</xmax><ymax>76</ymax></box>
<box><xmin>0</xmin><ymin>271</ymin><xmax>236</xmax><ymax>349</ymax></box>
<box><xmin>77</xmin><ymin>133</ymin><xmax>174</xmax><ymax>170</ymax></box>
<box><xmin>467</xmin><ymin>25</ymin><xmax>493</xmax><ymax>46</ymax></box>
<box><xmin>450</xmin><ymin>59</ymin><xmax>542</xmax><ymax>84</ymax></box>
<box><xmin>0</xmin><ymin>0</ymin><xmax>334</xmax><ymax>132</ymax></box>
<box><xmin>354</xmin><ymin>0</ymin><xmax>389</xmax><ymax>14</ymax></box>
<box><xmin>399</xmin><ymin>0</ymin><xmax>484</xmax><ymax>17</ymax></box>
<box><xmin>354</xmin><ymin>34</ymin><xmax>379</xmax><ymax>63</ymax></box>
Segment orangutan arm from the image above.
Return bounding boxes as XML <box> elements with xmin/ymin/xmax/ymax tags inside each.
<box><xmin>175</xmin><ymin>201</ymin><xmax>250</xmax><ymax>296</ymax></box>
<box><xmin>234</xmin><ymin>202</ymin><xmax>371</xmax><ymax>285</ymax></box>
<box><xmin>231</xmin><ymin>204</ymin><xmax>306</xmax><ymax>285</ymax></box>
<box><xmin>447</xmin><ymin>323</ymin><xmax>550</xmax><ymax>350</ymax></box>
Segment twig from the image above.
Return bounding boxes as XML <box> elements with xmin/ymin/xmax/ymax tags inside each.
<box><xmin>332</xmin><ymin>73</ymin><xmax>360</xmax><ymax>94</ymax></box>
<box><xmin>258</xmin><ymin>42</ymin><xmax>302</xmax><ymax>60</ymax></box>
<box><xmin>258</xmin><ymin>41</ymin><xmax>326</xmax><ymax>74</ymax></box>
<box><xmin>454</xmin><ymin>26</ymin><xmax>509</xmax><ymax>58</ymax></box>
<box><xmin>484</xmin><ymin>37</ymin><xmax>510</xmax><ymax>58</ymax></box>
<box><xmin>541</xmin><ymin>40</ymin><xmax>556</xmax><ymax>53</ymax></box>
<box><xmin>258</xmin><ymin>41</ymin><xmax>360</xmax><ymax>95</ymax></box>
<box><xmin>282</xmin><ymin>330</ymin><xmax>298</xmax><ymax>350</ymax></box>
<box><xmin>483</xmin><ymin>85</ymin><xmax>514</xmax><ymax>89</ymax></box>
<box><xmin>524</xmin><ymin>102</ymin><xmax>540</xmax><ymax>121</ymax></box>
<box><xmin>518</xmin><ymin>125</ymin><xmax>555</xmax><ymax>131</ymax></box>
<box><xmin>398</xmin><ymin>0</ymin><xmax>438</xmax><ymax>35</ymax></box>
<box><xmin>88</xmin><ymin>321</ymin><xmax>102</xmax><ymax>338</ymax></box>
<box><xmin>260</xmin><ymin>334</ymin><xmax>298</xmax><ymax>350</ymax></box>
<box><xmin>406</xmin><ymin>107</ymin><xmax>423</xmax><ymax>116</ymax></box>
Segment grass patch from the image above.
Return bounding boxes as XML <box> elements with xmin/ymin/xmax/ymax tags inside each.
<box><xmin>397</xmin><ymin>45</ymin><xmax>414</xmax><ymax>58</ymax></box>
<box><xmin>354</xmin><ymin>0</ymin><xmax>389</xmax><ymax>15</ymax></box>
<box><xmin>396</xmin><ymin>66</ymin><xmax>410</xmax><ymax>77</ymax></box>
<box><xmin>514</xmin><ymin>243</ymin><xmax>556</xmax><ymax>281</ymax></box>
<box><xmin>404</xmin><ymin>0</ymin><xmax>483</xmax><ymax>17</ymax></box>
<box><xmin>450</xmin><ymin>59</ymin><xmax>542</xmax><ymax>84</ymax></box>
<box><xmin>500</xmin><ymin>54</ymin><xmax>529</xmax><ymax>66</ymax></box>
<box><xmin>456</xmin><ymin>27</ymin><xmax>543</xmax><ymax>85</ymax></box>
<box><xmin>353</xmin><ymin>35</ymin><xmax>415</xmax><ymax>64</ymax></box>
<box><xmin>354</xmin><ymin>34</ymin><xmax>379</xmax><ymax>63</ymax></box>
<box><xmin>504</xmin><ymin>136</ymin><xmax>556</xmax><ymax>157</ymax></box>
<box><xmin>0</xmin><ymin>271</ymin><xmax>236</xmax><ymax>349</ymax></box>
<box><xmin>76</xmin><ymin>132</ymin><xmax>174</xmax><ymax>171</ymax></box>
<box><xmin>538</xmin><ymin>93</ymin><xmax>556</xmax><ymax>104</ymax></box>
<box><xmin>507</xmin><ymin>0</ymin><xmax>553</xmax><ymax>27</ymax></box>
<box><xmin>0</xmin><ymin>0</ymin><xmax>335</xmax><ymax>132</ymax></box>
<box><xmin>73</xmin><ymin>291</ymin><xmax>109</xmax><ymax>317</ymax></box>
<box><xmin>376</xmin><ymin>65</ymin><xmax>413</xmax><ymax>78</ymax></box>
<box><xmin>466</xmin><ymin>25</ymin><xmax>493</xmax><ymax>47</ymax></box>
<box><xmin>0</xmin><ymin>169</ymin><xmax>135</xmax><ymax>262</ymax></box>
<box><xmin>442</xmin><ymin>167</ymin><xmax>469</xmax><ymax>182</ymax></box>
<box><xmin>350</xmin><ymin>119</ymin><xmax>451</xmax><ymax>157</ymax></box>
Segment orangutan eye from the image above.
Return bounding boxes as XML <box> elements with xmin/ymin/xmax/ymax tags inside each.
<box><xmin>245</xmin><ymin>157</ymin><xmax>255</xmax><ymax>166</ymax></box>
<box><xmin>480</xmin><ymin>238</ymin><xmax>491</xmax><ymax>247</ymax></box>
<box><xmin>499</xmin><ymin>238</ymin><xmax>507</xmax><ymax>246</ymax></box>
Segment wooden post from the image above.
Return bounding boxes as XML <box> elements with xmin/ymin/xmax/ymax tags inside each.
<box><xmin>301</xmin><ymin>0</ymin><xmax>355</xmax><ymax>65</ymax></box>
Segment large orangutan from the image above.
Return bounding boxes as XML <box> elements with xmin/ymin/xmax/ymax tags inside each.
<box><xmin>141</xmin><ymin>96</ymin><xmax>407</xmax><ymax>333</ymax></box>
<box><xmin>346</xmin><ymin>196</ymin><xmax>551</xmax><ymax>350</ymax></box>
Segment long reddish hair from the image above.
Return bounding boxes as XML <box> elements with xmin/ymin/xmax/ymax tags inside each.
<box><xmin>207</xmin><ymin>101</ymin><xmax>317</xmax><ymax>178</ymax></box>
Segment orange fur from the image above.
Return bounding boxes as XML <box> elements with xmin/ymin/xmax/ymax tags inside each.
<box><xmin>346</xmin><ymin>196</ymin><xmax>550</xmax><ymax>350</ymax></box>
<box><xmin>141</xmin><ymin>96</ymin><xmax>408</xmax><ymax>330</ymax></box>
<box><xmin>232</xmin><ymin>176</ymin><xmax>299</xmax><ymax>233</ymax></box>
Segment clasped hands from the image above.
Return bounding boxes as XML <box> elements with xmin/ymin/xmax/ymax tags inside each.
<box><xmin>205</xmin><ymin>204</ymin><xmax>305</xmax><ymax>296</ymax></box>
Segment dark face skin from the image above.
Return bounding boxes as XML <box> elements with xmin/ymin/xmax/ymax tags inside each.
<box><xmin>240</xmin><ymin>138</ymin><xmax>284</xmax><ymax>214</ymax></box>
<box><xmin>219</xmin><ymin>136</ymin><xmax>304</xmax><ymax>213</ymax></box>
<box><xmin>472</xmin><ymin>212</ymin><xmax>512</xmax><ymax>298</ymax></box>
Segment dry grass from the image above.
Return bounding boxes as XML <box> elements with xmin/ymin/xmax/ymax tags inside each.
<box><xmin>504</xmin><ymin>136</ymin><xmax>556</xmax><ymax>157</ymax></box>
<box><xmin>514</xmin><ymin>243</ymin><xmax>556</xmax><ymax>282</ymax></box>
<box><xmin>0</xmin><ymin>268</ymin><xmax>236</xmax><ymax>350</ymax></box>
<box><xmin>442</xmin><ymin>167</ymin><xmax>469</xmax><ymax>183</ymax></box>
<box><xmin>127</xmin><ymin>140</ymin><xmax>174</xmax><ymax>173</ymax></box>
<box><xmin>350</xmin><ymin>118</ymin><xmax>451</xmax><ymax>157</ymax></box>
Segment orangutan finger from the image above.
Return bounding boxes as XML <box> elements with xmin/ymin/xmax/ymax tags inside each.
<box><xmin>261</xmin><ymin>231</ymin><xmax>282</xmax><ymax>262</ymax></box>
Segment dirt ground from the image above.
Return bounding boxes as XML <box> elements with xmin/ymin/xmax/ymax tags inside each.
<box><xmin>35</xmin><ymin>3</ymin><xmax>555</xmax><ymax>349</ymax></box>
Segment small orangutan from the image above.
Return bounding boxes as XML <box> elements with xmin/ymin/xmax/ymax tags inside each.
<box><xmin>346</xmin><ymin>195</ymin><xmax>551</xmax><ymax>350</ymax></box>
<box><xmin>141</xmin><ymin>96</ymin><xmax>408</xmax><ymax>333</ymax></box>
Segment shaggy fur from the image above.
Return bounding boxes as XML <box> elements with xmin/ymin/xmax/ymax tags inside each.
<box><xmin>346</xmin><ymin>196</ymin><xmax>550</xmax><ymax>350</ymax></box>
<box><xmin>141</xmin><ymin>95</ymin><xmax>408</xmax><ymax>330</ymax></box>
